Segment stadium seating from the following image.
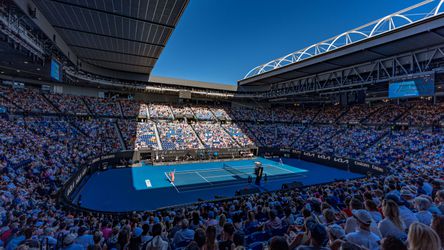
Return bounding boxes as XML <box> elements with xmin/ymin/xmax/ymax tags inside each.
<box><xmin>157</xmin><ymin>121</ymin><xmax>202</xmax><ymax>150</ymax></box>
<box><xmin>0</xmin><ymin>86</ymin><xmax>443</xmax><ymax>250</ymax></box>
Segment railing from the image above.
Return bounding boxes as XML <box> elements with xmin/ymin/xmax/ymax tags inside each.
<box><xmin>244</xmin><ymin>0</ymin><xmax>444</xmax><ymax>79</ymax></box>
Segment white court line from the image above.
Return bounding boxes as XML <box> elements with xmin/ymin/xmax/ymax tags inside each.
<box><xmin>164</xmin><ymin>172</ymin><xmax>180</xmax><ymax>193</ymax></box>
<box><xmin>172</xmin><ymin>165</ymin><xmax>255</xmax><ymax>174</ymax></box>
<box><xmin>203</xmin><ymin>173</ymin><xmax>252</xmax><ymax>179</ymax></box>
<box><xmin>176</xmin><ymin>174</ymin><xmax>308</xmax><ymax>194</ymax></box>
<box><xmin>195</xmin><ymin>172</ymin><xmax>212</xmax><ymax>185</ymax></box>
<box><xmin>267</xmin><ymin>164</ymin><xmax>296</xmax><ymax>173</ymax></box>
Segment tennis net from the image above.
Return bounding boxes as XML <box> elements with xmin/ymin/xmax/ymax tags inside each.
<box><xmin>222</xmin><ymin>164</ymin><xmax>249</xmax><ymax>178</ymax></box>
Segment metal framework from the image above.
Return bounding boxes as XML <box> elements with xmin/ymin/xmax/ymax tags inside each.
<box><xmin>244</xmin><ymin>0</ymin><xmax>444</xmax><ymax>79</ymax></box>
<box><xmin>261</xmin><ymin>44</ymin><xmax>444</xmax><ymax>98</ymax></box>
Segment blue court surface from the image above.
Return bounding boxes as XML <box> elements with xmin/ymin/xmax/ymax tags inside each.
<box><xmin>74</xmin><ymin>157</ymin><xmax>363</xmax><ymax>212</ymax></box>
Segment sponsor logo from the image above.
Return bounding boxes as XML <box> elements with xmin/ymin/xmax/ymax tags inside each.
<box><xmin>354</xmin><ymin>161</ymin><xmax>370</xmax><ymax>168</ymax></box>
<box><xmin>303</xmin><ymin>152</ymin><xmax>315</xmax><ymax>157</ymax></box>
<box><xmin>101</xmin><ymin>154</ymin><xmax>115</xmax><ymax>160</ymax></box>
<box><xmin>334</xmin><ymin>157</ymin><xmax>349</xmax><ymax>164</ymax></box>
<box><xmin>317</xmin><ymin>154</ymin><xmax>331</xmax><ymax>160</ymax></box>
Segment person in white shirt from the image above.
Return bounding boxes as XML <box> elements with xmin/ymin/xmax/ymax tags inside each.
<box><xmin>414</xmin><ymin>197</ymin><xmax>433</xmax><ymax>226</ymax></box>
<box><xmin>344</xmin><ymin>199</ymin><xmax>381</xmax><ymax>237</ymax></box>
<box><xmin>378</xmin><ymin>199</ymin><xmax>407</xmax><ymax>240</ymax></box>
<box><xmin>345</xmin><ymin>210</ymin><xmax>381</xmax><ymax>250</ymax></box>
<box><xmin>385</xmin><ymin>194</ymin><xmax>418</xmax><ymax>228</ymax></box>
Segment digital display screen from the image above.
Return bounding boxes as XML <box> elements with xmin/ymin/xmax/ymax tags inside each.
<box><xmin>389</xmin><ymin>76</ymin><xmax>435</xmax><ymax>99</ymax></box>
<box><xmin>50</xmin><ymin>59</ymin><xmax>61</xmax><ymax>81</ymax></box>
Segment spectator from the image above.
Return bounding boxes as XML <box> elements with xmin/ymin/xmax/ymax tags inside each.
<box><xmin>173</xmin><ymin>219</ymin><xmax>195</xmax><ymax>248</ymax></box>
<box><xmin>407</xmin><ymin>222</ymin><xmax>442</xmax><ymax>250</ymax></box>
<box><xmin>145</xmin><ymin>224</ymin><xmax>169</xmax><ymax>250</ymax></box>
<box><xmin>378</xmin><ymin>199</ymin><xmax>407</xmax><ymax>240</ymax></box>
<box><xmin>436</xmin><ymin>190</ymin><xmax>444</xmax><ymax>214</ymax></box>
<box><xmin>232</xmin><ymin>231</ymin><xmax>245</xmax><ymax>250</ymax></box>
<box><xmin>203</xmin><ymin>226</ymin><xmax>217</xmax><ymax>250</ymax></box>
<box><xmin>345</xmin><ymin>210</ymin><xmax>380</xmax><ymax>250</ymax></box>
<box><xmin>385</xmin><ymin>194</ymin><xmax>418</xmax><ymax>229</ymax></box>
<box><xmin>414</xmin><ymin>197</ymin><xmax>433</xmax><ymax>225</ymax></box>
<box><xmin>269</xmin><ymin>236</ymin><xmax>289</xmax><ymax>250</ymax></box>
<box><xmin>62</xmin><ymin>234</ymin><xmax>83</xmax><ymax>250</ymax></box>
<box><xmin>265</xmin><ymin>210</ymin><xmax>283</xmax><ymax>231</ymax></box>
<box><xmin>380</xmin><ymin>236</ymin><xmax>407</xmax><ymax>250</ymax></box>
<box><xmin>295</xmin><ymin>221</ymin><xmax>329</xmax><ymax>250</ymax></box>
<box><xmin>431</xmin><ymin>215</ymin><xmax>444</xmax><ymax>247</ymax></box>
<box><xmin>75</xmin><ymin>227</ymin><xmax>94</xmax><ymax>249</ymax></box>
<box><xmin>218</xmin><ymin>223</ymin><xmax>235</xmax><ymax>250</ymax></box>
<box><xmin>193</xmin><ymin>228</ymin><xmax>206</xmax><ymax>249</ymax></box>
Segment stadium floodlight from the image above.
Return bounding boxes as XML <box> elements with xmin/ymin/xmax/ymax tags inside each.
<box><xmin>244</xmin><ymin>0</ymin><xmax>444</xmax><ymax>79</ymax></box>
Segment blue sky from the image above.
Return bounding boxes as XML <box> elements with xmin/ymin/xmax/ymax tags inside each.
<box><xmin>152</xmin><ymin>0</ymin><xmax>421</xmax><ymax>85</ymax></box>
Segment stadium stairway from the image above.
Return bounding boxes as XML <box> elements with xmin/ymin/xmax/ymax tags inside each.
<box><xmin>153</xmin><ymin>122</ymin><xmax>163</xmax><ymax>150</ymax></box>
<box><xmin>41</xmin><ymin>93</ymin><xmax>62</xmax><ymax>113</ymax></box>
<box><xmin>209</xmin><ymin>107</ymin><xmax>218</xmax><ymax>121</ymax></box>
<box><xmin>221</xmin><ymin>123</ymin><xmax>242</xmax><ymax>147</ymax></box>
<box><xmin>392</xmin><ymin>103</ymin><xmax>415</xmax><ymax>124</ymax></box>
<box><xmin>244</xmin><ymin>122</ymin><xmax>264</xmax><ymax>147</ymax></box>
<box><xmin>115</xmin><ymin>121</ymin><xmax>127</xmax><ymax>150</ymax></box>
<box><xmin>360</xmin><ymin>104</ymin><xmax>387</xmax><ymax>124</ymax></box>
<box><xmin>0</xmin><ymin>94</ymin><xmax>22</xmax><ymax>112</ymax></box>
<box><xmin>80</xmin><ymin>97</ymin><xmax>94</xmax><ymax>116</ymax></box>
<box><xmin>168</xmin><ymin>105</ymin><xmax>176</xmax><ymax>120</ymax></box>
<box><xmin>188</xmin><ymin>119</ymin><xmax>206</xmax><ymax>149</ymax></box>
<box><xmin>117</xmin><ymin>101</ymin><xmax>125</xmax><ymax>118</ymax></box>
<box><xmin>361</xmin><ymin>129</ymin><xmax>390</xmax><ymax>153</ymax></box>
<box><xmin>306</xmin><ymin>125</ymin><xmax>346</xmax><ymax>152</ymax></box>
<box><xmin>333</xmin><ymin>107</ymin><xmax>351</xmax><ymax>124</ymax></box>
<box><xmin>188</xmin><ymin>105</ymin><xmax>198</xmax><ymax>120</ymax></box>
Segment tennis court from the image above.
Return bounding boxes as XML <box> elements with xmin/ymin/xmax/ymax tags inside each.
<box><xmin>164</xmin><ymin>163</ymin><xmax>306</xmax><ymax>192</ymax></box>
<box><xmin>74</xmin><ymin>157</ymin><xmax>363</xmax><ymax>211</ymax></box>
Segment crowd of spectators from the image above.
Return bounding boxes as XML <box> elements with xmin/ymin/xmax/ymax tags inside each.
<box><xmin>118</xmin><ymin>120</ymin><xmax>160</xmax><ymax>150</ymax></box>
<box><xmin>359</xmin><ymin>128</ymin><xmax>437</xmax><ymax>166</ymax></box>
<box><xmin>73</xmin><ymin>118</ymin><xmax>122</xmax><ymax>153</ymax></box>
<box><xmin>293</xmin><ymin>125</ymin><xmax>341</xmax><ymax>152</ymax></box>
<box><xmin>157</xmin><ymin>121</ymin><xmax>202</xmax><ymax>150</ymax></box>
<box><xmin>211</xmin><ymin>106</ymin><xmax>232</xmax><ymax>121</ymax></box>
<box><xmin>191</xmin><ymin>106</ymin><xmax>216</xmax><ymax>121</ymax></box>
<box><xmin>248</xmin><ymin>124</ymin><xmax>305</xmax><ymax>148</ymax></box>
<box><xmin>0</xmin><ymin>87</ymin><xmax>57</xmax><ymax>113</ymax></box>
<box><xmin>316</xmin><ymin>126</ymin><xmax>388</xmax><ymax>159</ymax></box>
<box><xmin>399</xmin><ymin>101</ymin><xmax>444</xmax><ymax>126</ymax></box>
<box><xmin>221</xmin><ymin>123</ymin><xmax>255</xmax><ymax>147</ymax></box>
<box><xmin>1</xmin><ymin>86</ymin><xmax>444</xmax><ymax>249</ymax></box>
<box><xmin>171</xmin><ymin>105</ymin><xmax>195</xmax><ymax>119</ymax></box>
<box><xmin>45</xmin><ymin>93</ymin><xmax>90</xmax><ymax>115</ymax></box>
<box><xmin>119</xmin><ymin>100</ymin><xmax>143</xmax><ymax>118</ymax></box>
<box><xmin>364</xmin><ymin>103</ymin><xmax>408</xmax><ymax>125</ymax></box>
<box><xmin>314</xmin><ymin>106</ymin><xmax>346</xmax><ymax>124</ymax></box>
<box><xmin>337</xmin><ymin>104</ymin><xmax>380</xmax><ymax>124</ymax></box>
<box><xmin>149</xmin><ymin>104</ymin><xmax>174</xmax><ymax>120</ymax></box>
<box><xmin>84</xmin><ymin>97</ymin><xmax>121</xmax><ymax>117</ymax></box>
<box><xmin>192</xmin><ymin>122</ymin><xmax>238</xmax><ymax>149</ymax></box>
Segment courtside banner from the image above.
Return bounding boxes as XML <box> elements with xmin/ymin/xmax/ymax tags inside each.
<box><xmin>259</xmin><ymin>147</ymin><xmax>384</xmax><ymax>175</ymax></box>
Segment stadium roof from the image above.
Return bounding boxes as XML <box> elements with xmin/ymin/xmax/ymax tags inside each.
<box><xmin>31</xmin><ymin>0</ymin><xmax>189</xmax><ymax>76</ymax></box>
<box><xmin>239</xmin><ymin>0</ymin><xmax>444</xmax><ymax>87</ymax></box>
<box><xmin>149</xmin><ymin>76</ymin><xmax>237</xmax><ymax>91</ymax></box>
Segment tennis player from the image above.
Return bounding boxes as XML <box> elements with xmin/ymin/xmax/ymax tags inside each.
<box><xmin>279</xmin><ymin>158</ymin><xmax>284</xmax><ymax>166</ymax></box>
<box><xmin>170</xmin><ymin>169</ymin><xmax>176</xmax><ymax>183</ymax></box>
